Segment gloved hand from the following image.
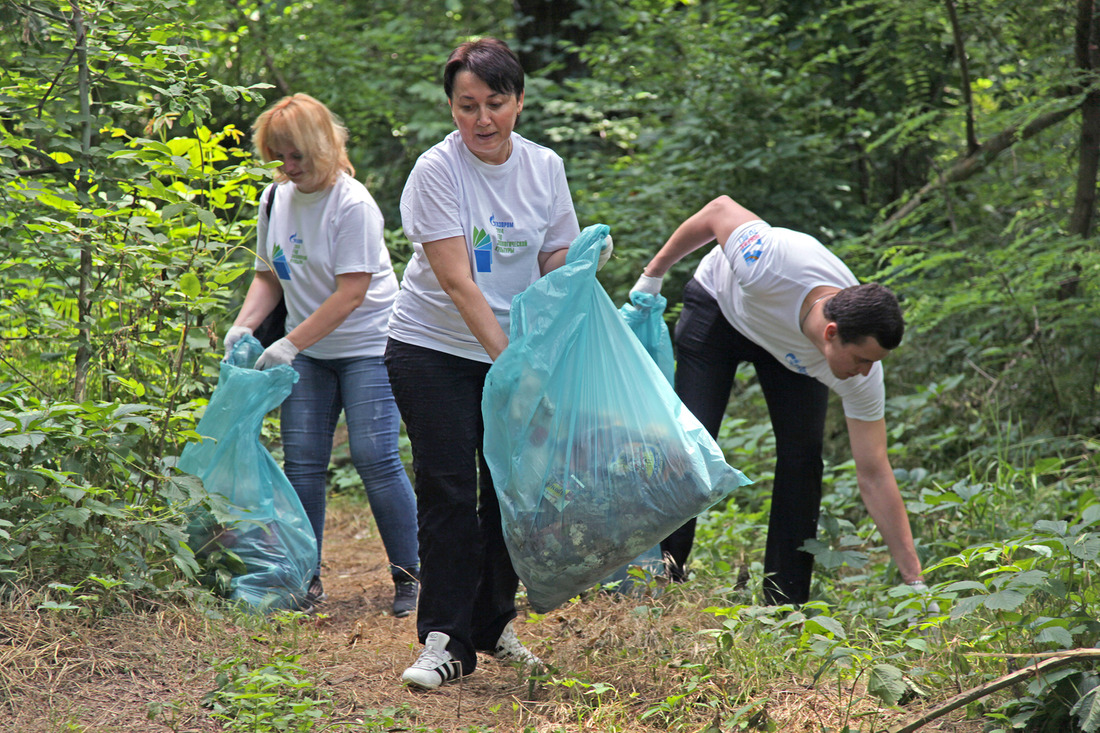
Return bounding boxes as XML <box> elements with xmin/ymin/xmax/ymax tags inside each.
<box><xmin>223</xmin><ymin>325</ymin><xmax>253</xmax><ymax>358</ymax></box>
<box><xmin>630</xmin><ymin>272</ymin><xmax>664</xmax><ymax>296</ymax></box>
<box><xmin>254</xmin><ymin>337</ymin><xmax>299</xmax><ymax>370</ymax></box>
<box><xmin>597</xmin><ymin>235</ymin><xmax>614</xmax><ymax>271</ymax></box>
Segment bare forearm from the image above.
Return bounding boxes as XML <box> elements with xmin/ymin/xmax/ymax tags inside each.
<box><xmin>423</xmin><ymin>236</ymin><xmax>509</xmax><ymax>360</ymax></box>
<box><xmin>285</xmin><ymin>275</ymin><xmax>370</xmax><ymax>351</ymax></box>
<box><xmin>644</xmin><ymin>195</ymin><xmax>759</xmax><ymax>276</ymax></box>
<box><xmin>447</xmin><ymin>280</ymin><xmax>508</xmax><ymax>359</ymax></box>
<box><xmin>538</xmin><ymin>247</ymin><xmax>568</xmax><ymax>275</ymax></box>
<box><xmin>860</xmin><ymin>480</ymin><xmax>923</xmax><ymax>582</ymax></box>
<box><xmin>235</xmin><ymin>271</ymin><xmax>283</xmax><ymax>330</ymax></box>
<box><xmin>644</xmin><ymin>216</ymin><xmax>718</xmax><ymax>277</ymax></box>
<box><xmin>848</xmin><ymin>417</ymin><xmax>923</xmax><ymax>583</ymax></box>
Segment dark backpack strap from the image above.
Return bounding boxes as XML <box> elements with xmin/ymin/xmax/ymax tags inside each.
<box><xmin>263</xmin><ymin>182</ymin><xmax>278</xmax><ymax>221</ymax></box>
<box><xmin>253</xmin><ymin>182</ymin><xmax>287</xmax><ymax>349</ymax></box>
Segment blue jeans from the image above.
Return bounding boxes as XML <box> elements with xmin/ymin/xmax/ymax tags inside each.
<box><xmin>384</xmin><ymin>338</ymin><xmax>517</xmax><ymax>675</ymax></box>
<box><xmin>280</xmin><ymin>353</ymin><xmax>419</xmax><ymax>580</ymax></box>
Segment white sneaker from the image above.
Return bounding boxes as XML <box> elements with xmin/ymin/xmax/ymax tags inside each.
<box><xmin>401</xmin><ymin>631</ymin><xmax>463</xmax><ymax>690</ymax></box>
<box><xmin>492</xmin><ymin>621</ymin><xmax>543</xmax><ymax>668</ymax></box>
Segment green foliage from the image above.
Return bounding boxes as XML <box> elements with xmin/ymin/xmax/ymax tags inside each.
<box><xmin>204</xmin><ymin>654</ymin><xmax>330</xmax><ymax>732</ymax></box>
<box><xmin>1</xmin><ymin>0</ymin><xmax>271</xmax><ymax>609</ymax></box>
<box><xmin>200</xmin><ymin>0</ymin><xmax>515</xmax><ymax>224</ymax></box>
<box><xmin>0</xmin><ymin>386</ymin><xmax>207</xmax><ymax>610</ymax></box>
<box><xmin>1</xmin><ymin>0</ymin><xmax>1098</xmax><ymax>730</ymax></box>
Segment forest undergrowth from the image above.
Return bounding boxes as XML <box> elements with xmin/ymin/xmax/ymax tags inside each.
<box><xmin>1</xmin><ymin>491</ymin><xmax>997</xmax><ymax>733</ymax></box>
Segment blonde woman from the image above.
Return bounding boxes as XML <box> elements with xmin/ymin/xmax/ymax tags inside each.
<box><xmin>224</xmin><ymin>94</ymin><xmax>420</xmax><ymax>617</ymax></box>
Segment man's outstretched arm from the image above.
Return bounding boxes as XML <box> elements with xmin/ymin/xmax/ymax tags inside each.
<box><xmin>641</xmin><ymin>195</ymin><xmax>761</xmax><ymax>278</ymax></box>
<box><xmin>847</xmin><ymin>416</ymin><xmax>924</xmax><ymax>584</ymax></box>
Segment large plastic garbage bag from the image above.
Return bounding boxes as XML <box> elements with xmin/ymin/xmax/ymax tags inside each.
<box><xmin>483</xmin><ymin>224</ymin><xmax>752</xmax><ymax>612</ymax></box>
<box><xmin>178</xmin><ymin>334</ymin><xmax>316</xmax><ymax>612</ymax></box>
<box><xmin>601</xmin><ymin>290</ymin><xmax>678</xmax><ymax>594</ymax></box>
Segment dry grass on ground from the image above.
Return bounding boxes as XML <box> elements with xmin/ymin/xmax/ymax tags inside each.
<box><xmin>0</xmin><ymin>495</ymin><xmax>982</xmax><ymax>732</ymax></box>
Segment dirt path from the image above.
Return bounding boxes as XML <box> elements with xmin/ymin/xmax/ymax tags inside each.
<box><xmin>307</xmin><ymin>494</ymin><xmax>550</xmax><ymax>731</ymax></box>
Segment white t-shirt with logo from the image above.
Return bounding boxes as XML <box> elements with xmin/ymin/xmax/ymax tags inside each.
<box><xmin>692</xmin><ymin>220</ymin><xmax>885</xmax><ymax>421</ymax></box>
<box><xmin>390</xmin><ymin>131</ymin><xmax>580</xmax><ymax>362</ymax></box>
<box><xmin>255</xmin><ymin>172</ymin><xmax>398</xmax><ymax>359</ymax></box>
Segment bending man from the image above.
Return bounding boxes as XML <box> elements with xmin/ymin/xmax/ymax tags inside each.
<box><xmin>633</xmin><ymin>195</ymin><xmax>925</xmax><ymax>604</ymax></box>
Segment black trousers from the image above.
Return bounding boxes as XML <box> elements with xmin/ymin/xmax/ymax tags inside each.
<box><xmin>384</xmin><ymin>338</ymin><xmax>517</xmax><ymax>674</ymax></box>
<box><xmin>661</xmin><ymin>279</ymin><xmax>829</xmax><ymax>604</ymax></box>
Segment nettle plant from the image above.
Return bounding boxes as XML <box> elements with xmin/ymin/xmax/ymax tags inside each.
<box><xmin>922</xmin><ymin>506</ymin><xmax>1100</xmax><ymax>649</ymax></box>
<box><xmin>0</xmin><ymin>385</ymin><xmax>207</xmax><ymax>610</ymax></box>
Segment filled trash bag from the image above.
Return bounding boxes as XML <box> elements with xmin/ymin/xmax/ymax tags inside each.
<box><xmin>178</xmin><ymin>334</ymin><xmax>316</xmax><ymax>612</ymax></box>
<box><xmin>483</xmin><ymin>224</ymin><xmax>752</xmax><ymax>612</ymax></box>
<box><xmin>599</xmin><ymin>290</ymin><xmax>678</xmax><ymax>593</ymax></box>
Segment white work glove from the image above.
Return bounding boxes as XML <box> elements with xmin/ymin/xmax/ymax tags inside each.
<box><xmin>254</xmin><ymin>337</ymin><xmax>299</xmax><ymax>371</ymax></box>
<box><xmin>630</xmin><ymin>272</ymin><xmax>664</xmax><ymax>296</ymax></box>
<box><xmin>597</xmin><ymin>235</ymin><xmax>614</xmax><ymax>271</ymax></box>
<box><xmin>223</xmin><ymin>325</ymin><xmax>253</xmax><ymax>358</ymax></box>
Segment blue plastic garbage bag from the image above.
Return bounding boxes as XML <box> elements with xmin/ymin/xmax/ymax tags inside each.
<box><xmin>619</xmin><ymin>290</ymin><xmax>675</xmax><ymax>386</ymax></box>
<box><xmin>178</xmin><ymin>335</ymin><xmax>317</xmax><ymax>612</ymax></box>
<box><xmin>601</xmin><ymin>290</ymin><xmax>677</xmax><ymax>593</ymax></box>
<box><xmin>483</xmin><ymin>224</ymin><xmax>752</xmax><ymax>612</ymax></box>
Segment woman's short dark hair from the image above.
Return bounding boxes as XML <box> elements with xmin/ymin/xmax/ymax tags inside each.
<box><xmin>824</xmin><ymin>283</ymin><xmax>905</xmax><ymax>350</ymax></box>
<box><xmin>443</xmin><ymin>37</ymin><xmax>524</xmax><ymax>100</ymax></box>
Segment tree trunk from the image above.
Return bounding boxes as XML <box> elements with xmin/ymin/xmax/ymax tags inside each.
<box><xmin>1069</xmin><ymin>0</ymin><xmax>1099</xmax><ymax>238</ymax></box>
<box><xmin>70</xmin><ymin>0</ymin><xmax>92</xmax><ymax>403</ymax></box>
<box><xmin>1060</xmin><ymin>0</ymin><xmax>1099</xmax><ymax>299</ymax></box>
<box><xmin>511</xmin><ymin>0</ymin><xmax>589</xmax><ymax>79</ymax></box>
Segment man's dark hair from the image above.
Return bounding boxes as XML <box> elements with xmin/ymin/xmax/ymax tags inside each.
<box><xmin>443</xmin><ymin>37</ymin><xmax>525</xmax><ymax>100</ymax></box>
<box><xmin>823</xmin><ymin>283</ymin><xmax>904</xmax><ymax>349</ymax></box>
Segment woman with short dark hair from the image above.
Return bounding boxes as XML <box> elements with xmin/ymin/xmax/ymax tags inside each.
<box><xmin>385</xmin><ymin>38</ymin><xmax>598</xmax><ymax>690</ymax></box>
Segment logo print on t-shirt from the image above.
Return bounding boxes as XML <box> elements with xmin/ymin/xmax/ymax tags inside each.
<box><xmin>785</xmin><ymin>353</ymin><xmax>809</xmax><ymax>375</ymax></box>
<box><xmin>473</xmin><ymin>226</ymin><xmax>493</xmax><ymax>272</ymax></box>
<box><xmin>272</xmin><ymin>244</ymin><xmax>292</xmax><ymax>280</ymax></box>
<box><xmin>734</xmin><ymin>226</ymin><xmax>764</xmax><ymax>265</ymax></box>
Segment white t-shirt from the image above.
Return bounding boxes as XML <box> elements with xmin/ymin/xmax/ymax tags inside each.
<box><xmin>693</xmin><ymin>220</ymin><xmax>885</xmax><ymax>421</ymax></box>
<box><xmin>389</xmin><ymin>131</ymin><xmax>580</xmax><ymax>362</ymax></box>
<box><xmin>255</xmin><ymin>172</ymin><xmax>398</xmax><ymax>359</ymax></box>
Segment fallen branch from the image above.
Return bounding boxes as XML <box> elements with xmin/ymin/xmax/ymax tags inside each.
<box><xmin>889</xmin><ymin>648</ymin><xmax>1100</xmax><ymax>733</ymax></box>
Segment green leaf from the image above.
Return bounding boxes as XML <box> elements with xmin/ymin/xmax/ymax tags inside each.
<box><xmin>800</xmin><ymin>539</ymin><xmax>868</xmax><ymax>570</ymax></box>
<box><xmin>982</xmin><ymin>589</ymin><xmax>1026</xmax><ymax>612</ymax></box>
<box><xmin>179</xmin><ymin>272</ymin><xmax>201</xmax><ymax>298</ymax></box>
<box><xmin>1073</xmin><ymin>686</ymin><xmax>1100</xmax><ymax>733</ymax></box>
<box><xmin>1069</xmin><ymin>534</ymin><xmax>1100</xmax><ymax>561</ymax></box>
<box><xmin>0</xmin><ymin>432</ymin><xmax>46</xmax><ymax>451</ymax></box>
<box><xmin>57</xmin><ymin>507</ymin><xmax>92</xmax><ymax>526</ymax></box>
<box><xmin>805</xmin><ymin>615</ymin><xmax>846</xmax><ymax>639</ymax></box>
<box><xmin>1082</xmin><ymin>504</ymin><xmax>1100</xmax><ymax>527</ymax></box>
<box><xmin>213</xmin><ymin>267</ymin><xmax>250</xmax><ymax>285</ymax></box>
<box><xmin>950</xmin><ymin>595</ymin><xmax>986</xmax><ymax>620</ymax></box>
<box><xmin>868</xmin><ymin>664</ymin><xmax>907</xmax><ymax>706</ymax></box>
<box><xmin>1034</xmin><ymin>626</ymin><xmax>1073</xmax><ymax>648</ymax></box>
<box><xmin>37</xmin><ymin>601</ymin><xmax>81</xmax><ymax>611</ymax></box>
<box><xmin>1034</xmin><ymin>520</ymin><xmax>1068</xmax><ymax>536</ymax></box>
<box><xmin>59</xmin><ymin>486</ymin><xmax>85</xmax><ymax>502</ymax></box>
